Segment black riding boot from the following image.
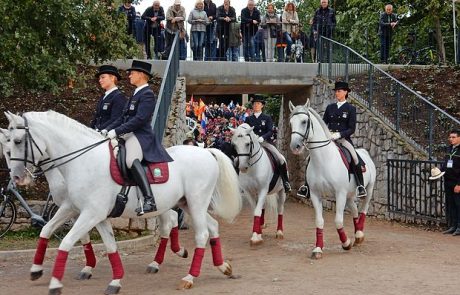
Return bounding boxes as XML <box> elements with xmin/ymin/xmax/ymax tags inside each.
<box><xmin>131</xmin><ymin>159</ymin><xmax>157</xmax><ymax>215</ymax></box>
<box><xmin>280</xmin><ymin>163</ymin><xmax>291</xmax><ymax>193</ymax></box>
<box><xmin>443</xmin><ymin>226</ymin><xmax>457</xmax><ymax>234</ymax></box>
<box><xmin>453</xmin><ymin>224</ymin><xmax>460</xmax><ymax>236</ymax></box>
<box><xmin>354</xmin><ymin>162</ymin><xmax>367</xmax><ymax>198</ymax></box>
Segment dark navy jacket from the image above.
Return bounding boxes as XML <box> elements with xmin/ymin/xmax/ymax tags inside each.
<box><xmin>107</xmin><ymin>86</ymin><xmax>173</xmax><ymax>163</ymax></box>
<box><xmin>240</xmin><ymin>7</ymin><xmax>261</xmax><ymax>37</ymax></box>
<box><xmin>442</xmin><ymin>145</ymin><xmax>460</xmax><ymax>185</ymax></box>
<box><xmin>90</xmin><ymin>89</ymin><xmax>126</xmax><ymax>131</ymax></box>
<box><xmin>245</xmin><ymin>113</ymin><xmax>273</xmax><ymax>143</ymax></box>
<box><xmin>323</xmin><ymin>101</ymin><xmax>357</xmax><ymax>144</ymax></box>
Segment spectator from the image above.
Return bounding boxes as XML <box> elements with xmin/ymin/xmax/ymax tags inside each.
<box><xmin>179</xmin><ymin>31</ymin><xmax>189</xmax><ymax>60</ymax></box>
<box><xmin>430</xmin><ymin>130</ymin><xmax>460</xmax><ymax>235</ymax></box>
<box><xmin>240</xmin><ymin>0</ymin><xmax>261</xmax><ymax>62</ymax></box>
<box><xmin>91</xmin><ymin>65</ymin><xmax>126</xmax><ymax>131</ymax></box>
<box><xmin>290</xmin><ymin>25</ymin><xmax>309</xmax><ymax>63</ymax></box>
<box><xmin>163</xmin><ymin>0</ymin><xmax>186</xmax><ymax>60</ymax></box>
<box><xmin>261</xmin><ymin>3</ymin><xmax>279</xmax><ymax>62</ymax></box>
<box><xmin>142</xmin><ymin>0</ymin><xmax>165</xmax><ymax>59</ymax></box>
<box><xmin>281</xmin><ymin>2</ymin><xmax>298</xmax><ymax>62</ymax></box>
<box><xmin>308</xmin><ymin>18</ymin><xmax>318</xmax><ymax>62</ymax></box>
<box><xmin>204</xmin><ymin>0</ymin><xmax>217</xmax><ymax>61</ymax></box>
<box><xmin>118</xmin><ymin>1</ymin><xmax>136</xmax><ymax>37</ymax></box>
<box><xmin>312</xmin><ymin>0</ymin><xmax>336</xmax><ymax>61</ymax></box>
<box><xmin>254</xmin><ymin>27</ymin><xmax>266</xmax><ymax>62</ymax></box>
<box><xmin>188</xmin><ymin>0</ymin><xmax>208</xmax><ymax>61</ymax></box>
<box><xmin>216</xmin><ymin>0</ymin><xmax>236</xmax><ymax>61</ymax></box>
<box><xmin>227</xmin><ymin>21</ymin><xmax>241</xmax><ymax>61</ymax></box>
<box><xmin>134</xmin><ymin>12</ymin><xmax>145</xmax><ymax>45</ymax></box>
<box><xmin>378</xmin><ymin>4</ymin><xmax>398</xmax><ymax>64</ymax></box>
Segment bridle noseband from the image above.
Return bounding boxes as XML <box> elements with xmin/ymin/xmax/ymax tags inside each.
<box><xmin>290</xmin><ymin>110</ymin><xmax>331</xmax><ymax>150</ymax></box>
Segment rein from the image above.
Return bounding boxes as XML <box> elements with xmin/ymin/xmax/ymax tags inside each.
<box><xmin>10</xmin><ymin>116</ymin><xmax>109</xmax><ymax>177</ymax></box>
<box><xmin>235</xmin><ymin>134</ymin><xmax>264</xmax><ymax>167</ymax></box>
<box><xmin>290</xmin><ymin>110</ymin><xmax>331</xmax><ymax>150</ymax></box>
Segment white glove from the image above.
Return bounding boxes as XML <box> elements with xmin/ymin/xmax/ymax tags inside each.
<box><xmin>258</xmin><ymin>136</ymin><xmax>264</xmax><ymax>143</ymax></box>
<box><xmin>107</xmin><ymin>129</ymin><xmax>117</xmax><ymax>139</ymax></box>
<box><xmin>331</xmin><ymin>132</ymin><xmax>341</xmax><ymax>140</ymax></box>
<box><xmin>100</xmin><ymin>129</ymin><xmax>108</xmax><ymax>137</ymax></box>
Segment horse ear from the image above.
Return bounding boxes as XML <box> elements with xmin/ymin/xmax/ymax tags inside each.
<box><xmin>0</xmin><ymin>128</ymin><xmax>10</xmax><ymax>137</ymax></box>
<box><xmin>304</xmin><ymin>99</ymin><xmax>310</xmax><ymax>109</ymax></box>
<box><xmin>289</xmin><ymin>101</ymin><xmax>295</xmax><ymax>112</ymax></box>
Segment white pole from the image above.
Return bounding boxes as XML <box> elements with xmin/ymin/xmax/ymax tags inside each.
<box><xmin>454</xmin><ymin>0</ymin><xmax>458</xmax><ymax>64</ymax></box>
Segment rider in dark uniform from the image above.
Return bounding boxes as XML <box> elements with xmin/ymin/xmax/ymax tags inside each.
<box><xmin>324</xmin><ymin>81</ymin><xmax>366</xmax><ymax>197</ymax></box>
<box><xmin>245</xmin><ymin>95</ymin><xmax>291</xmax><ymax>193</ymax></box>
<box><xmin>103</xmin><ymin>60</ymin><xmax>173</xmax><ymax>215</ymax></box>
<box><xmin>90</xmin><ymin>65</ymin><xmax>126</xmax><ymax>131</ymax></box>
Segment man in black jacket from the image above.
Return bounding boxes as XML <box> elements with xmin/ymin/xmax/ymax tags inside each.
<box><xmin>312</xmin><ymin>0</ymin><xmax>336</xmax><ymax>62</ymax></box>
<box><xmin>378</xmin><ymin>4</ymin><xmax>398</xmax><ymax>64</ymax></box>
<box><xmin>240</xmin><ymin>0</ymin><xmax>261</xmax><ymax>62</ymax></box>
<box><xmin>216</xmin><ymin>0</ymin><xmax>236</xmax><ymax>61</ymax></box>
<box><xmin>204</xmin><ymin>0</ymin><xmax>217</xmax><ymax>60</ymax></box>
<box><xmin>142</xmin><ymin>1</ymin><xmax>165</xmax><ymax>59</ymax></box>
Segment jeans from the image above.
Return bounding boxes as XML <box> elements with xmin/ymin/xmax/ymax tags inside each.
<box><xmin>204</xmin><ymin>22</ymin><xmax>217</xmax><ymax>61</ymax></box>
<box><xmin>226</xmin><ymin>46</ymin><xmax>240</xmax><ymax>61</ymax></box>
<box><xmin>191</xmin><ymin>31</ymin><xmax>205</xmax><ymax>61</ymax></box>
<box><xmin>254</xmin><ymin>41</ymin><xmax>265</xmax><ymax>62</ymax></box>
<box><xmin>242</xmin><ymin>34</ymin><xmax>255</xmax><ymax>61</ymax></box>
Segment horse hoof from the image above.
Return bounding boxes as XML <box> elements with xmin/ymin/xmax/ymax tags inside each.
<box><xmin>218</xmin><ymin>261</ymin><xmax>233</xmax><ymax>276</ymax></box>
<box><xmin>104</xmin><ymin>285</ymin><xmax>121</xmax><ymax>295</ymax></box>
<box><xmin>250</xmin><ymin>239</ymin><xmax>263</xmax><ymax>247</ymax></box>
<box><xmin>48</xmin><ymin>288</ymin><xmax>62</xmax><ymax>295</ymax></box>
<box><xmin>146</xmin><ymin>265</ymin><xmax>159</xmax><ymax>274</ymax></box>
<box><xmin>354</xmin><ymin>237</ymin><xmax>364</xmax><ymax>245</ymax></box>
<box><xmin>342</xmin><ymin>240</ymin><xmax>352</xmax><ymax>251</ymax></box>
<box><xmin>31</xmin><ymin>270</ymin><xmax>43</xmax><ymax>281</ymax></box>
<box><xmin>261</xmin><ymin>223</ymin><xmax>268</xmax><ymax>229</ymax></box>
<box><xmin>311</xmin><ymin>252</ymin><xmax>322</xmax><ymax>260</ymax></box>
<box><xmin>177</xmin><ymin>279</ymin><xmax>193</xmax><ymax>290</ymax></box>
<box><xmin>181</xmin><ymin>248</ymin><xmax>188</xmax><ymax>258</ymax></box>
<box><xmin>75</xmin><ymin>272</ymin><xmax>92</xmax><ymax>280</ymax></box>
<box><xmin>275</xmin><ymin>231</ymin><xmax>284</xmax><ymax>240</ymax></box>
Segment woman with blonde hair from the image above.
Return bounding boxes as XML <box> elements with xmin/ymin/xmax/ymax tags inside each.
<box><xmin>281</xmin><ymin>2</ymin><xmax>298</xmax><ymax>62</ymax></box>
<box><xmin>188</xmin><ymin>0</ymin><xmax>208</xmax><ymax>60</ymax></box>
<box><xmin>261</xmin><ymin>3</ymin><xmax>279</xmax><ymax>62</ymax></box>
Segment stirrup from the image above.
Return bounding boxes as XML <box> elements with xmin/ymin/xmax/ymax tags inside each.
<box><xmin>356</xmin><ymin>185</ymin><xmax>367</xmax><ymax>198</ymax></box>
<box><xmin>296</xmin><ymin>185</ymin><xmax>309</xmax><ymax>199</ymax></box>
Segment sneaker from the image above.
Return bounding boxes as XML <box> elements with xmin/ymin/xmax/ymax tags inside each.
<box><xmin>296</xmin><ymin>185</ymin><xmax>309</xmax><ymax>199</ymax></box>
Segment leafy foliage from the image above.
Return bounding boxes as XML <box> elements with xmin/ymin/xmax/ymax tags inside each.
<box><xmin>0</xmin><ymin>0</ymin><xmax>139</xmax><ymax>97</ymax></box>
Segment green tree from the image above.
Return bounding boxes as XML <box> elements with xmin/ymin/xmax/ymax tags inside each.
<box><xmin>0</xmin><ymin>0</ymin><xmax>139</xmax><ymax>97</ymax></box>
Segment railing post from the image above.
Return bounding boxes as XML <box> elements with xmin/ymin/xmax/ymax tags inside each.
<box><xmin>317</xmin><ymin>37</ymin><xmax>322</xmax><ymax>76</ymax></box>
<box><xmin>428</xmin><ymin>107</ymin><xmax>434</xmax><ymax>160</ymax></box>
<box><xmin>368</xmin><ymin>63</ymin><xmax>374</xmax><ymax>108</ymax></box>
<box><xmin>395</xmin><ymin>83</ymin><xmax>401</xmax><ymax>132</ymax></box>
<box><xmin>328</xmin><ymin>39</ymin><xmax>332</xmax><ymax>80</ymax></box>
<box><xmin>344</xmin><ymin>47</ymin><xmax>349</xmax><ymax>82</ymax></box>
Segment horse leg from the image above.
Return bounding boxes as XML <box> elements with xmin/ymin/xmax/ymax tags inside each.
<box><xmin>206</xmin><ymin>213</ymin><xmax>232</xmax><ymax>277</ymax></box>
<box><xmin>345</xmin><ymin>197</ymin><xmax>362</xmax><ymax>245</ymax></box>
<box><xmin>75</xmin><ymin>232</ymin><xmax>96</xmax><ymax>280</ymax></box>
<box><xmin>250</xmin><ymin>192</ymin><xmax>267</xmax><ymax>246</ymax></box>
<box><xmin>310</xmin><ymin>194</ymin><xmax>324</xmax><ymax>259</ymax></box>
<box><xmin>95</xmin><ymin>220</ymin><xmax>124</xmax><ymax>295</ymax></box>
<box><xmin>30</xmin><ymin>205</ymin><xmax>76</xmax><ymax>281</ymax></box>
<box><xmin>335</xmin><ymin>194</ymin><xmax>352</xmax><ymax>251</ymax></box>
<box><xmin>355</xmin><ymin>180</ymin><xmax>375</xmax><ymax>244</ymax></box>
<box><xmin>177</xmin><ymin>205</ymin><xmax>209</xmax><ymax>290</ymax></box>
<box><xmin>260</xmin><ymin>208</ymin><xmax>267</xmax><ymax>229</ymax></box>
<box><xmin>48</xmin><ymin>212</ymin><xmax>102</xmax><ymax>295</ymax></box>
<box><xmin>275</xmin><ymin>190</ymin><xmax>286</xmax><ymax>240</ymax></box>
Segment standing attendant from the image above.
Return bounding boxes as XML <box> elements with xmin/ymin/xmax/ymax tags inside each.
<box><xmin>102</xmin><ymin>60</ymin><xmax>173</xmax><ymax>215</ymax></box>
<box><xmin>378</xmin><ymin>4</ymin><xmax>398</xmax><ymax>64</ymax></box>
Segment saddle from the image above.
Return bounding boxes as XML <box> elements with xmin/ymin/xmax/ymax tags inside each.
<box><xmin>335</xmin><ymin>142</ymin><xmax>366</xmax><ymax>174</ymax></box>
<box><xmin>109</xmin><ymin>141</ymin><xmax>169</xmax><ymax>186</ymax></box>
<box><xmin>262</xmin><ymin>146</ymin><xmax>281</xmax><ymax>193</ymax></box>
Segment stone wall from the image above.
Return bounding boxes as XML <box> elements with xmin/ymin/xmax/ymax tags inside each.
<box><xmin>279</xmin><ymin>78</ymin><xmax>426</xmax><ymax>218</ymax></box>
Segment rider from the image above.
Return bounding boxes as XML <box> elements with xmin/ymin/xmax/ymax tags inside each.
<box><xmin>324</xmin><ymin>81</ymin><xmax>366</xmax><ymax>198</ymax></box>
<box><xmin>245</xmin><ymin>95</ymin><xmax>291</xmax><ymax>193</ymax></box>
<box><xmin>90</xmin><ymin>65</ymin><xmax>126</xmax><ymax>131</ymax></box>
<box><xmin>102</xmin><ymin>60</ymin><xmax>173</xmax><ymax>215</ymax></box>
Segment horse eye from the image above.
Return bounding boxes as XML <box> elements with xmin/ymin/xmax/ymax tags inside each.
<box><xmin>245</xmin><ymin>143</ymin><xmax>250</xmax><ymax>147</ymax></box>
<box><xmin>14</xmin><ymin>139</ymin><xmax>22</xmax><ymax>145</ymax></box>
<box><xmin>302</xmin><ymin>120</ymin><xmax>307</xmax><ymax>125</ymax></box>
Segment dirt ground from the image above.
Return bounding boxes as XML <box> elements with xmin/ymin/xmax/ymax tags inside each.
<box><xmin>0</xmin><ymin>200</ymin><xmax>458</xmax><ymax>295</ymax></box>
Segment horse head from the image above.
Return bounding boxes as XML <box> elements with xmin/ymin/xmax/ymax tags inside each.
<box><xmin>289</xmin><ymin>100</ymin><xmax>312</xmax><ymax>155</ymax></box>
<box><xmin>4</xmin><ymin>111</ymin><xmax>47</xmax><ymax>186</ymax></box>
<box><xmin>231</xmin><ymin>123</ymin><xmax>259</xmax><ymax>173</ymax></box>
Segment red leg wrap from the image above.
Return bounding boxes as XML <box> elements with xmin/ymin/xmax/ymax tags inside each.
<box><xmin>353</xmin><ymin>217</ymin><xmax>359</xmax><ymax>233</ymax></box>
<box><xmin>83</xmin><ymin>242</ymin><xmax>96</xmax><ymax>268</ymax></box>
<box><xmin>253</xmin><ymin>216</ymin><xmax>262</xmax><ymax>234</ymax></box>
<box><xmin>189</xmin><ymin>248</ymin><xmax>205</xmax><ymax>277</ymax></box>
<box><xmin>337</xmin><ymin>227</ymin><xmax>348</xmax><ymax>243</ymax></box>
<box><xmin>52</xmin><ymin>250</ymin><xmax>68</xmax><ymax>281</ymax></box>
<box><xmin>277</xmin><ymin>214</ymin><xmax>283</xmax><ymax>231</ymax></box>
<box><xmin>315</xmin><ymin>228</ymin><xmax>324</xmax><ymax>249</ymax></box>
<box><xmin>260</xmin><ymin>209</ymin><xmax>265</xmax><ymax>226</ymax></box>
<box><xmin>210</xmin><ymin>237</ymin><xmax>224</xmax><ymax>266</ymax></box>
<box><xmin>154</xmin><ymin>238</ymin><xmax>169</xmax><ymax>264</ymax></box>
<box><xmin>108</xmin><ymin>252</ymin><xmax>124</xmax><ymax>279</ymax></box>
<box><xmin>170</xmin><ymin>226</ymin><xmax>181</xmax><ymax>253</ymax></box>
<box><xmin>357</xmin><ymin>213</ymin><xmax>366</xmax><ymax>231</ymax></box>
<box><xmin>33</xmin><ymin>237</ymin><xmax>49</xmax><ymax>265</ymax></box>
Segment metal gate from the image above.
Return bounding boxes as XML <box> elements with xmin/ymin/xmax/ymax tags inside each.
<box><xmin>387</xmin><ymin>159</ymin><xmax>446</xmax><ymax>224</ymax></box>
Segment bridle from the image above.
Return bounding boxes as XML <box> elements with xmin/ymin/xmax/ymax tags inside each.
<box><xmin>9</xmin><ymin>115</ymin><xmax>109</xmax><ymax>178</ymax></box>
<box><xmin>233</xmin><ymin>133</ymin><xmax>264</xmax><ymax>167</ymax></box>
<box><xmin>290</xmin><ymin>109</ymin><xmax>331</xmax><ymax>150</ymax></box>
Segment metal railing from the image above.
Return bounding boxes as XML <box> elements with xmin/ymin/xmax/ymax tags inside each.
<box><xmin>152</xmin><ymin>32</ymin><xmax>180</xmax><ymax>143</ymax></box>
<box><xmin>317</xmin><ymin>36</ymin><xmax>460</xmax><ymax>160</ymax></box>
<box><xmin>387</xmin><ymin>159</ymin><xmax>445</xmax><ymax>224</ymax></box>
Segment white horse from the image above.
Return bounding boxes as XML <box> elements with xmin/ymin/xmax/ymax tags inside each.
<box><xmin>288</xmin><ymin>101</ymin><xmax>376</xmax><ymax>259</ymax></box>
<box><xmin>6</xmin><ymin>111</ymin><xmax>242</xmax><ymax>294</ymax></box>
<box><xmin>231</xmin><ymin>123</ymin><xmax>286</xmax><ymax>246</ymax></box>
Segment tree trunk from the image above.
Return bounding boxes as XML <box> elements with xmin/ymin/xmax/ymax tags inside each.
<box><xmin>434</xmin><ymin>16</ymin><xmax>446</xmax><ymax>64</ymax></box>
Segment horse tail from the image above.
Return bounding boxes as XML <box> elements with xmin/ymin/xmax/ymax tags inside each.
<box><xmin>207</xmin><ymin>148</ymin><xmax>242</xmax><ymax>223</ymax></box>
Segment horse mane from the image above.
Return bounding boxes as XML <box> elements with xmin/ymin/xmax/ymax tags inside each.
<box><xmin>307</xmin><ymin>107</ymin><xmax>333</xmax><ymax>138</ymax></box>
<box><xmin>25</xmin><ymin>110</ymin><xmax>102</xmax><ymax>140</ymax></box>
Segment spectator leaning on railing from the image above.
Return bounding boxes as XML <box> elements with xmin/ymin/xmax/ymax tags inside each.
<box><xmin>188</xmin><ymin>0</ymin><xmax>208</xmax><ymax>61</ymax></box>
<box><xmin>378</xmin><ymin>4</ymin><xmax>398</xmax><ymax>64</ymax></box>
<box><xmin>204</xmin><ymin>0</ymin><xmax>217</xmax><ymax>61</ymax></box>
<box><xmin>163</xmin><ymin>0</ymin><xmax>186</xmax><ymax>60</ymax></box>
<box><xmin>261</xmin><ymin>3</ymin><xmax>279</xmax><ymax>62</ymax></box>
<box><xmin>281</xmin><ymin>2</ymin><xmax>298</xmax><ymax>62</ymax></box>
<box><xmin>312</xmin><ymin>0</ymin><xmax>336</xmax><ymax>62</ymax></box>
<box><xmin>142</xmin><ymin>1</ymin><xmax>165</xmax><ymax>59</ymax></box>
<box><xmin>240</xmin><ymin>0</ymin><xmax>261</xmax><ymax>62</ymax></box>
<box><xmin>216</xmin><ymin>0</ymin><xmax>236</xmax><ymax>61</ymax></box>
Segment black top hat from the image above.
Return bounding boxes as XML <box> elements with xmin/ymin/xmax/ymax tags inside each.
<box><xmin>251</xmin><ymin>95</ymin><xmax>265</xmax><ymax>104</ymax></box>
<box><xmin>127</xmin><ymin>60</ymin><xmax>153</xmax><ymax>78</ymax></box>
<box><xmin>95</xmin><ymin>65</ymin><xmax>122</xmax><ymax>80</ymax></box>
<box><xmin>332</xmin><ymin>81</ymin><xmax>351</xmax><ymax>92</ymax></box>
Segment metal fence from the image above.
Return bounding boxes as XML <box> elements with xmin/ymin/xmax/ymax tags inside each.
<box><xmin>387</xmin><ymin>159</ymin><xmax>445</xmax><ymax>224</ymax></box>
<box><xmin>152</xmin><ymin>32</ymin><xmax>180</xmax><ymax>143</ymax></box>
<box><xmin>317</xmin><ymin>36</ymin><xmax>460</xmax><ymax>160</ymax></box>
